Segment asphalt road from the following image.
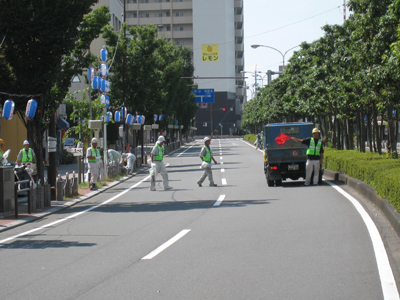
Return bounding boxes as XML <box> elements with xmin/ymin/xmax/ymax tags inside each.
<box><xmin>0</xmin><ymin>139</ymin><xmax>399</xmax><ymax>299</ymax></box>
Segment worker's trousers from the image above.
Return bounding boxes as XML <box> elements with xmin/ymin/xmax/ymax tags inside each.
<box><xmin>305</xmin><ymin>159</ymin><xmax>320</xmax><ymax>186</ymax></box>
<box><xmin>150</xmin><ymin>161</ymin><xmax>169</xmax><ymax>189</ymax></box>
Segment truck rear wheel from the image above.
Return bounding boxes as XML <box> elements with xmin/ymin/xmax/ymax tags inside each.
<box><xmin>267</xmin><ymin>177</ymin><xmax>274</xmax><ymax>187</ymax></box>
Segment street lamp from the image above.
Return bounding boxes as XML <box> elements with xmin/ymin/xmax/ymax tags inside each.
<box><xmin>251</xmin><ymin>44</ymin><xmax>300</xmax><ymax>71</ymax></box>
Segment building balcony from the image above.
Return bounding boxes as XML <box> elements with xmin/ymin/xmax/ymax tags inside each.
<box><xmin>235</xmin><ymin>14</ymin><xmax>243</xmax><ymax>23</ymax></box>
<box><xmin>171</xmin><ymin>30</ymin><xmax>193</xmax><ymax>39</ymax></box>
<box><xmin>235</xmin><ymin>28</ymin><xmax>243</xmax><ymax>37</ymax></box>
<box><xmin>172</xmin><ymin>15</ymin><xmax>193</xmax><ymax>24</ymax></box>
<box><xmin>235</xmin><ymin>43</ymin><xmax>244</xmax><ymax>52</ymax></box>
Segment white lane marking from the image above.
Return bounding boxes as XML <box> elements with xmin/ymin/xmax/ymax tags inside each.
<box><xmin>220</xmin><ymin>162</ymin><xmax>224</xmax><ymax>165</ymax></box>
<box><xmin>213</xmin><ymin>195</ymin><xmax>225</xmax><ymax>206</ymax></box>
<box><xmin>222</xmin><ymin>178</ymin><xmax>227</xmax><ymax>185</ymax></box>
<box><xmin>221</xmin><ymin>168</ymin><xmax>225</xmax><ymax>173</ymax></box>
<box><xmin>220</xmin><ymin>157</ymin><xmax>223</xmax><ymax>160</ymax></box>
<box><xmin>142</xmin><ymin>229</ymin><xmax>191</xmax><ymax>260</ymax></box>
<box><xmin>177</xmin><ymin>144</ymin><xmax>195</xmax><ymax>157</ymax></box>
<box><xmin>327</xmin><ymin>181</ymin><xmax>400</xmax><ymax>299</ymax></box>
<box><xmin>0</xmin><ymin>175</ymin><xmax>152</xmax><ymax>245</ymax></box>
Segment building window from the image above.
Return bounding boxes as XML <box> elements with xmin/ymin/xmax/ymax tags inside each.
<box><xmin>140</xmin><ymin>13</ymin><xmax>149</xmax><ymax>18</ymax></box>
<box><xmin>175</xmin><ymin>0</ymin><xmax>183</xmax><ymax>2</ymax></box>
<box><xmin>126</xmin><ymin>0</ymin><xmax>137</xmax><ymax>3</ymax></box>
<box><xmin>155</xmin><ymin>13</ymin><xmax>162</xmax><ymax>17</ymax></box>
<box><xmin>155</xmin><ymin>0</ymin><xmax>162</xmax><ymax>2</ymax></box>
<box><xmin>175</xmin><ymin>12</ymin><xmax>183</xmax><ymax>17</ymax></box>
<box><xmin>140</xmin><ymin>0</ymin><xmax>148</xmax><ymax>3</ymax></box>
<box><xmin>176</xmin><ymin>41</ymin><xmax>184</xmax><ymax>46</ymax></box>
<box><xmin>166</xmin><ymin>11</ymin><xmax>170</xmax><ymax>16</ymax></box>
<box><xmin>175</xmin><ymin>26</ymin><xmax>184</xmax><ymax>31</ymax></box>
<box><xmin>166</xmin><ymin>25</ymin><xmax>171</xmax><ymax>31</ymax></box>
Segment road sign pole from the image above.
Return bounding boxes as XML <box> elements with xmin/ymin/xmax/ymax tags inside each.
<box><xmin>210</xmin><ymin>103</ymin><xmax>213</xmax><ymax>136</ymax></box>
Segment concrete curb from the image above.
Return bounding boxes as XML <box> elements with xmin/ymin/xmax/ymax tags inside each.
<box><xmin>323</xmin><ymin>169</ymin><xmax>400</xmax><ymax>240</ymax></box>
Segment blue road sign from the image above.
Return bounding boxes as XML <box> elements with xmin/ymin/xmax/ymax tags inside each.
<box><xmin>193</xmin><ymin>89</ymin><xmax>215</xmax><ymax>103</ymax></box>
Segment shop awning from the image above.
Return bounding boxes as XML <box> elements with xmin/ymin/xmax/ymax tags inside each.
<box><xmin>57</xmin><ymin>118</ymin><xmax>70</xmax><ymax>129</ymax></box>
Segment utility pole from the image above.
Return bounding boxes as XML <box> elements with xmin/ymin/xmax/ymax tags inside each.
<box><xmin>343</xmin><ymin>0</ymin><xmax>346</xmax><ymax>23</ymax></box>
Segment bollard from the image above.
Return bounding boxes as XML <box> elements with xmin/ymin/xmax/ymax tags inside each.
<box><xmin>65</xmin><ymin>172</ymin><xmax>70</xmax><ymax>198</ymax></box>
<box><xmin>56</xmin><ymin>175</ymin><xmax>63</xmax><ymax>201</ymax></box>
<box><xmin>44</xmin><ymin>184</ymin><xmax>51</xmax><ymax>207</ymax></box>
<box><xmin>30</xmin><ymin>181</ymin><xmax>37</xmax><ymax>212</ymax></box>
<box><xmin>36</xmin><ymin>184</ymin><xmax>44</xmax><ymax>209</ymax></box>
<box><xmin>72</xmin><ymin>171</ymin><xmax>78</xmax><ymax>196</ymax></box>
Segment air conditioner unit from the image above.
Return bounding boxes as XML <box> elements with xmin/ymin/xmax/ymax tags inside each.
<box><xmin>88</xmin><ymin>120</ymin><xmax>103</xmax><ymax>130</ymax></box>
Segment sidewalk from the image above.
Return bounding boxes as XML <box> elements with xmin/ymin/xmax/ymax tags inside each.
<box><xmin>0</xmin><ymin>164</ymin><xmax>147</xmax><ymax>232</ymax></box>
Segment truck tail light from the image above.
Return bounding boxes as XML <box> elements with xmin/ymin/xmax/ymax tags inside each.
<box><xmin>270</xmin><ymin>166</ymin><xmax>278</xmax><ymax>170</ymax></box>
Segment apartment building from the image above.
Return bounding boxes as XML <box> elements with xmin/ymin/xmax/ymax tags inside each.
<box><xmin>125</xmin><ymin>0</ymin><xmax>244</xmax><ymax>136</ymax></box>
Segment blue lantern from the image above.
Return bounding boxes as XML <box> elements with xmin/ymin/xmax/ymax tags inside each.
<box><xmin>100</xmin><ymin>64</ymin><xmax>109</xmax><ymax>77</ymax></box>
<box><xmin>115</xmin><ymin>111</ymin><xmax>121</xmax><ymax>122</ymax></box>
<box><xmin>141</xmin><ymin>115</ymin><xmax>146</xmax><ymax>125</ymax></box>
<box><xmin>126</xmin><ymin>113</ymin><xmax>134</xmax><ymax>125</ymax></box>
<box><xmin>154</xmin><ymin>114</ymin><xmax>158</xmax><ymax>122</ymax></box>
<box><xmin>106</xmin><ymin>111</ymin><xmax>112</xmax><ymax>122</ymax></box>
<box><xmin>100</xmin><ymin>79</ymin><xmax>106</xmax><ymax>92</ymax></box>
<box><xmin>100</xmin><ymin>47</ymin><xmax>108</xmax><ymax>61</ymax></box>
<box><xmin>159</xmin><ymin>114</ymin><xmax>163</xmax><ymax>121</ymax></box>
<box><xmin>121</xmin><ymin>107</ymin><xmax>125</xmax><ymax>119</ymax></box>
<box><xmin>2</xmin><ymin>100</ymin><xmax>15</xmax><ymax>120</ymax></box>
<box><xmin>105</xmin><ymin>80</ymin><xmax>110</xmax><ymax>93</ymax></box>
<box><xmin>100</xmin><ymin>95</ymin><xmax>110</xmax><ymax>108</ymax></box>
<box><xmin>87</xmin><ymin>67</ymin><xmax>94</xmax><ymax>82</ymax></box>
<box><xmin>25</xmin><ymin>99</ymin><xmax>37</xmax><ymax>119</ymax></box>
<box><xmin>92</xmin><ymin>76</ymin><xmax>101</xmax><ymax>89</ymax></box>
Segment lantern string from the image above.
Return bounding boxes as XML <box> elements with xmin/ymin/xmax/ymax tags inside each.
<box><xmin>0</xmin><ymin>91</ymin><xmax>42</xmax><ymax>98</ymax></box>
<box><xmin>0</xmin><ymin>29</ymin><xmax>8</xmax><ymax>49</ymax></box>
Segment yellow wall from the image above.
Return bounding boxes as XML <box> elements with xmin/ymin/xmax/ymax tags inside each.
<box><xmin>1</xmin><ymin>117</ymin><xmax>27</xmax><ymax>162</ymax></box>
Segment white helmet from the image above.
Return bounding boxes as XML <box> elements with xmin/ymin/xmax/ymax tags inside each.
<box><xmin>157</xmin><ymin>135</ymin><xmax>165</xmax><ymax>142</ymax></box>
<box><xmin>23</xmin><ymin>140</ymin><xmax>29</xmax><ymax>145</ymax></box>
<box><xmin>204</xmin><ymin>137</ymin><xmax>211</xmax><ymax>143</ymax></box>
<box><xmin>91</xmin><ymin>137</ymin><xmax>98</xmax><ymax>144</ymax></box>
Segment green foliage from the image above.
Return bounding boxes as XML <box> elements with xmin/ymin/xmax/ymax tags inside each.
<box><xmin>324</xmin><ymin>147</ymin><xmax>400</xmax><ymax>211</ymax></box>
<box><xmin>102</xmin><ymin>24</ymin><xmax>196</xmax><ymax>132</ymax></box>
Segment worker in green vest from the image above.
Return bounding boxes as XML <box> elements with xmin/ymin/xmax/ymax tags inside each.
<box><xmin>290</xmin><ymin>127</ymin><xmax>324</xmax><ymax>186</ymax></box>
<box><xmin>16</xmin><ymin>140</ymin><xmax>36</xmax><ymax>166</ymax></box>
<box><xmin>150</xmin><ymin>135</ymin><xmax>172</xmax><ymax>191</ymax></box>
<box><xmin>197</xmin><ymin>136</ymin><xmax>218</xmax><ymax>187</ymax></box>
<box><xmin>86</xmin><ymin>137</ymin><xmax>101</xmax><ymax>190</ymax></box>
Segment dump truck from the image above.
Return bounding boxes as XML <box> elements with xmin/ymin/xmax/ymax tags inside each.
<box><xmin>263</xmin><ymin>122</ymin><xmax>322</xmax><ymax>187</ymax></box>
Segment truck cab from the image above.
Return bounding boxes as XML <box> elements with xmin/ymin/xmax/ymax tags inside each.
<box><xmin>263</xmin><ymin>122</ymin><xmax>321</xmax><ymax>186</ymax></box>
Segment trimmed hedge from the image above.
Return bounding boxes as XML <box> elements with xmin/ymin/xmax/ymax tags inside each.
<box><xmin>324</xmin><ymin>148</ymin><xmax>400</xmax><ymax>211</ymax></box>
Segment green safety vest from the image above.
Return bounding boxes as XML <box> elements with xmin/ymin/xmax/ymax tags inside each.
<box><xmin>21</xmin><ymin>148</ymin><xmax>34</xmax><ymax>162</ymax></box>
<box><xmin>154</xmin><ymin>145</ymin><xmax>164</xmax><ymax>161</ymax></box>
<box><xmin>306</xmin><ymin>138</ymin><xmax>321</xmax><ymax>156</ymax></box>
<box><xmin>0</xmin><ymin>149</ymin><xmax>3</xmax><ymax>163</ymax></box>
<box><xmin>88</xmin><ymin>147</ymin><xmax>100</xmax><ymax>163</ymax></box>
<box><xmin>203</xmin><ymin>146</ymin><xmax>212</xmax><ymax>162</ymax></box>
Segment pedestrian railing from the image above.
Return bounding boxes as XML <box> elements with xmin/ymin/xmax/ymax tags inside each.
<box><xmin>14</xmin><ymin>179</ymin><xmax>51</xmax><ymax>219</ymax></box>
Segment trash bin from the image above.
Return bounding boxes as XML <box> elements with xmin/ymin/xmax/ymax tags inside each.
<box><xmin>0</xmin><ymin>166</ymin><xmax>15</xmax><ymax>216</ymax></box>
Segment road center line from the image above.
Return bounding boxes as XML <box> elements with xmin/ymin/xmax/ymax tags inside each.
<box><xmin>327</xmin><ymin>181</ymin><xmax>400</xmax><ymax>299</ymax></box>
<box><xmin>222</xmin><ymin>178</ymin><xmax>227</xmax><ymax>185</ymax></box>
<box><xmin>142</xmin><ymin>229</ymin><xmax>191</xmax><ymax>260</ymax></box>
<box><xmin>213</xmin><ymin>195</ymin><xmax>225</xmax><ymax>206</ymax></box>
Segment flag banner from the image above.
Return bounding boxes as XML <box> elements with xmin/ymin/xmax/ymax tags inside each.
<box><xmin>275</xmin><ymin>133</ymin><xmax>290</xmax><ymax>145</ymax></box>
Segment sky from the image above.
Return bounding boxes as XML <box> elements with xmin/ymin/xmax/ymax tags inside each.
<box><xmin>243</xmin><ymin>0</ymin><xmax>349</xmax><ymax>99</ymax></box>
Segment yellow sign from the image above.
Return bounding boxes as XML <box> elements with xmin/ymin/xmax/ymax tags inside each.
<box><xmin>202</xmin><ymin>44</ymin><xmax>219</xmax><ymax>62</ymax></box>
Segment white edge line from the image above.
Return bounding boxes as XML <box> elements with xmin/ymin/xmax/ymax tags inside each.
<box><xmin>326</xmin><ymin>181</ymin><xmax>400</xmax><ymax>299</ymax></box>
<box><xmin>0</xmin><ymin>175</ymin><xmax>151</xmax><ymax>245</ymax></box>
<box><xmin>142</xmin><ymin>229</ymin><xmax>191</xmax><ymax>260</ymax></box>
<box><xmin>213</xmin><ymin>194</ymin><xmax>225</xmax><ymax>206</ymax></box>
